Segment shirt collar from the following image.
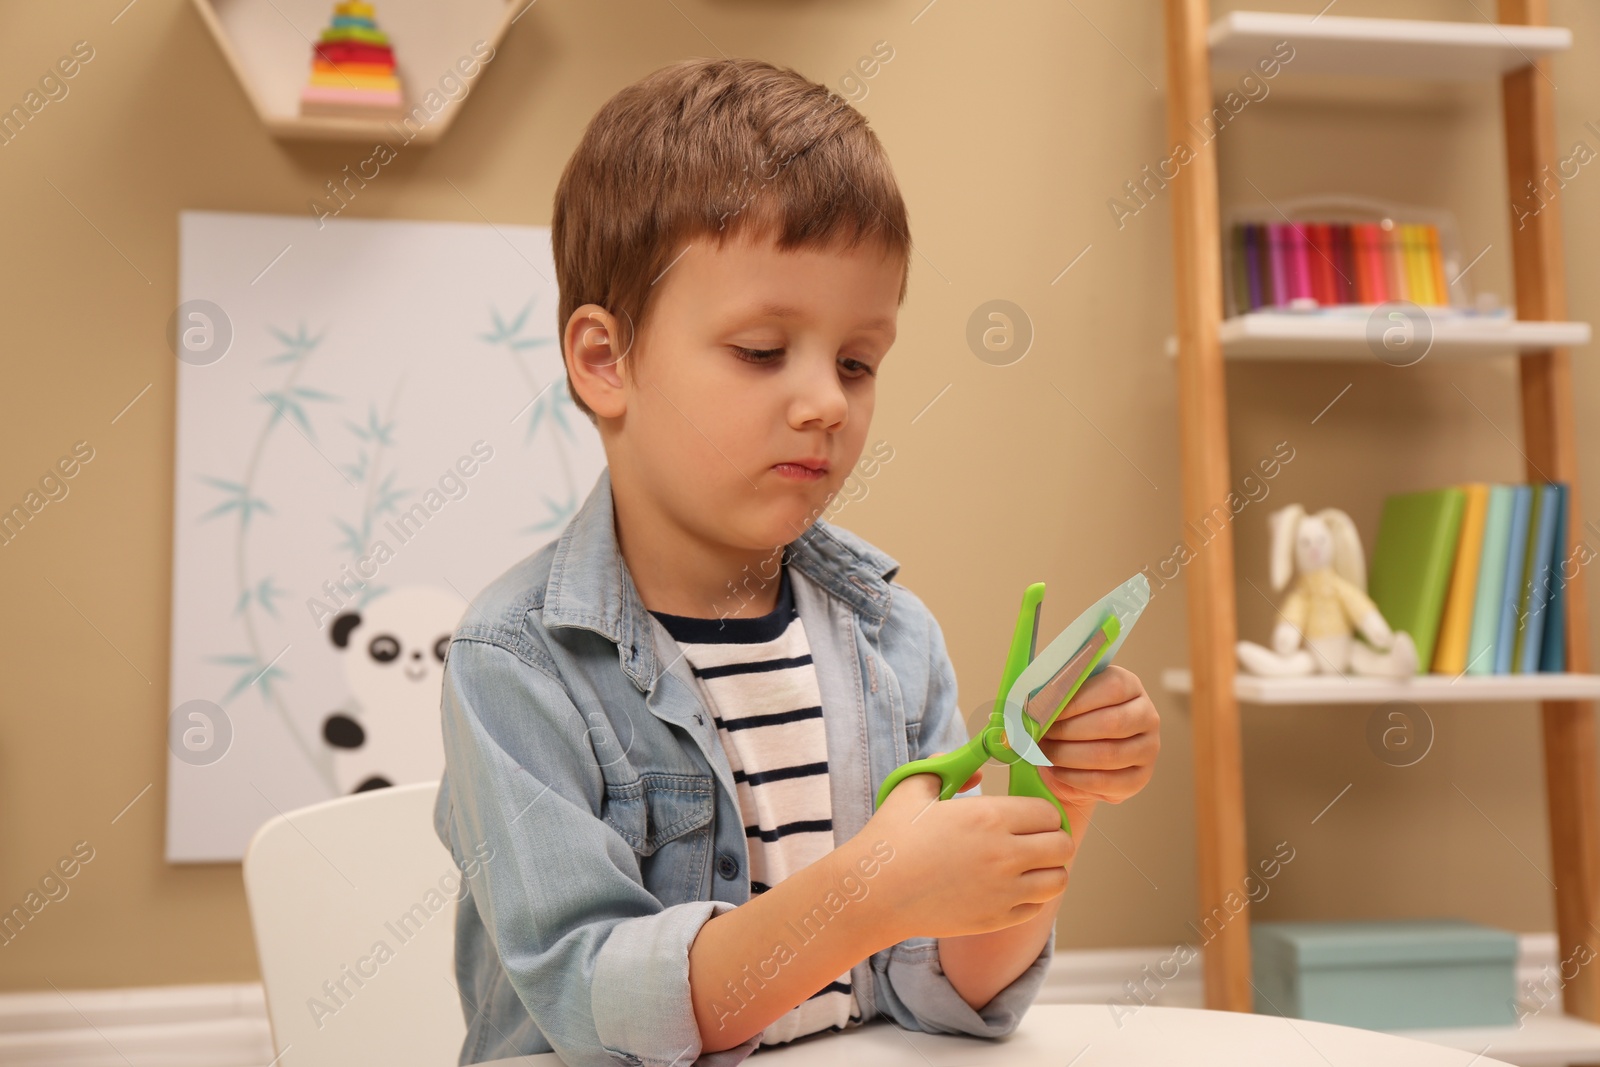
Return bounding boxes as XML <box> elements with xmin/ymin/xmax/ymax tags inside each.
<box><xmin>542</xmin><ymin>467</ymin><xmax>901</xmax><ymax>690</ymax></box>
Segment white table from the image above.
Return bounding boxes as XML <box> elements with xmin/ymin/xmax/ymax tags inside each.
<box><xmin>479</xmin><ymin>1004</ymin><xmax>1516</xmax><ymax>1065</ymax></box>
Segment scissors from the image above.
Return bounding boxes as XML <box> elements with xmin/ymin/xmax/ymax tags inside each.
<box><xmin>873</xmin><ymin>574</ymin><xmax>1151</xmax><ymax>836</ymax></box>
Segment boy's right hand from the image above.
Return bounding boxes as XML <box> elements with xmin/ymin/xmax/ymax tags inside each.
<box><xmin>856</xmin><ymin>767</ymin><xmax>1073</xmax><ymax>942</ymax></box>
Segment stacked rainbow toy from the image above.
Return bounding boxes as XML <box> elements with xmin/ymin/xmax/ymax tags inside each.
<box><xmin>299</xmin><ymin>1</ymin><xmax>404</xmax><ymax>120</ymax></box>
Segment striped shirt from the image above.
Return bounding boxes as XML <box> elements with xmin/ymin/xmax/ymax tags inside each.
<box><xmin>649</xmin><ymin>563</ymin><xmax>863</xmax><ymax>1046</ymax></box>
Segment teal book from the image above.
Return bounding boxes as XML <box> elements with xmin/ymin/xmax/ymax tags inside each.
<box><xmin>1494</xmin><ymin>485</ymin><xmax>1533</xmax><ymax>674</ymax></box>
<box><xmin>1511</xmin><ymin>485</ymin><xmax>1547</xmax><ymax>673</ymax></box>
<box><xmin>1539</xmin><ymin>483</ymin><xmax>1569</xmax><ymax>673</ymax></box>
<box><xmin>1518</xmin><ymin>484</ymin><xmax>1559</xmax><ymax>673</ymax></box>
<box><xmin>1466</xmin><ymin>485</ymin><xmax>1514</xmax><ymax>675</ymax></box>
<box><xmin>1510</xmin><ymin>489</ymin><xmax>1561</xmax><ymax>671</ymax></box>
<box><xmin>1369</xmin><ymin>487</ymin><xmax>1467</xmax><ymax>674</ymax></box>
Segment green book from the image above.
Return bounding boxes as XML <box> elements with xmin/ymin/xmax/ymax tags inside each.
<box><xmin>1466</xmin><ymin>485</ymin><xmax>1514</xmax><ymax>675</ymax></box>
<box><xmin>1231</xmin><ymin>224</ymin><xmax>1250</xmax><ymax>316</ymax></box>
<box><xmin>1368</xmin><ymin>488</ymin><xmax>1467</xmax><ymax>673</ymax></box>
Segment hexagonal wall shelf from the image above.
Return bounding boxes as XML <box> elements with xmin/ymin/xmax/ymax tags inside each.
<box><xmin>191</xmin><ymin>0</ymin><xmax>518</xmax><ymax>145</ymax></box>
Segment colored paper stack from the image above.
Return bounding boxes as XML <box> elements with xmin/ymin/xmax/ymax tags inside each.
<box><xmin>1228</xmin><ymin>220</ymin><xmax>1452</xmax><ymax>313</ymax></box>
<box><xmin>1366</xmin><ymin>483</ymin><xmax>1572</xmax><ymax>676</ymax></box>
<box><xmin>299</xmin><ymin>1</ymin><xmax>404</xmax><ymax>120</ymax></box>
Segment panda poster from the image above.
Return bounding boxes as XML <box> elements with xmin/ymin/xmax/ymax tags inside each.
<box><xmin>167</xmin><ymin>210</ymin><xmax>604</xmax><ymax>862</ymax></box>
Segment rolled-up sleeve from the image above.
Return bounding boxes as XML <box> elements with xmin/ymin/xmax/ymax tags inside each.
<box><xmin>872</xmin><ymin>926</ymin><xmax>1056</xmax><ymax>1037</ymax></box>
<box><xmin>869</xmin><ymin>593</ymin><xmax>1056</xmax><ymax>1036</ymax></box>
<box><xmin>439</xmin><ymin>637</ymin><xmax>760</xmax><ymax>1067</ymax></box>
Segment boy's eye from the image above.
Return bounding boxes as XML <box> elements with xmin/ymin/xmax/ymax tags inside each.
<box><xmin>731</xmin><ymin>346</ymin><xmax>876</xmax><ymax>379</ymax></box>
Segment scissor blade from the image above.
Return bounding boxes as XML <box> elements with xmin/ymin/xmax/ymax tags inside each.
<box><xmin>1003</xmin><ymin>574</ymin><xmax>1150</xmax><ymax>767</ymax></box>
<box><xmin>1023</xmin><ymin>626</ymin><xmax>1110</xmax><ymax>731</ymax></box>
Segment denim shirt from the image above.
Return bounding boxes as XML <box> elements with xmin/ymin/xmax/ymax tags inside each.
<box><xmin>433</xmin><ymin>466</ymin><xmax>1055</xmax><ymax>1066</ymax></box>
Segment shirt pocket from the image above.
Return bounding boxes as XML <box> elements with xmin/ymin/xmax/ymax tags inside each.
<box><xmin>904</xmin><ymin>718</ymin><xmax>922</xmax><ymax>760</ymax></box>
<box><xmin>601</xmin><ymin>770</ymin><xmax>715</xmax><ymax>857</ymax></box>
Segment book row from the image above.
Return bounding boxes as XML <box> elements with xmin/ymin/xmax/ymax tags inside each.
<box><xmin>1369</xmin><ymin>483</ymin><xmax>1572</xmax><ymax>676</ymax></box>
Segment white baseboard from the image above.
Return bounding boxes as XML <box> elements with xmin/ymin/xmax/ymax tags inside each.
<box><xmin>0</xmin><ymin>934</ymin><xmax>1565</xmax><ymax>1066</ymax></box>
<box><xmin>0</xmin><ymin>983</ymin><xmax>274</xmax><ymax>1067</ymax></box>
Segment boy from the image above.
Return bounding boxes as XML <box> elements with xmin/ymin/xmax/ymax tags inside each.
<box><xmin>434</xmin><ymin>57</ymin><xmax>1159</xmax><ymax>1067</ymax></box>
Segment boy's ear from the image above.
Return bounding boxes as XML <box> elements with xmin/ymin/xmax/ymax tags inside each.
<box><xmin>564</xmin><ymin>303</ymin><xmax>630</xmax><ymax>418</ymax></box>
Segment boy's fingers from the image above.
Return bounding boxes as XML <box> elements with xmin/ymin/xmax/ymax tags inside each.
<box><xmin>1046</xmin><ymin>693</ymin><xmax>1158</xmax><ymax>743</ymax></box>
<box><xmin>1046</xmin><ymin>763</ymin><xmax>1152</xmax><ymax>801</ymax></box>
<box><xmin>929</xmin><ymin>751</ymin><xmax>982</xmax><ymax>794</ymax></box>
<box><xmin>1054</xmin><ymin>665</ymin><xmax>1144</xmax><ymax>721</ymax></box>
<box><xmin>888</xmin><ymin>762</ymin><xmax>939</xmax><ymax>795</ymax></box>
<box><xmin>1040</xmin><ymin>730</ymin><xmax>1160</xmax><ymax>771</ymax></box>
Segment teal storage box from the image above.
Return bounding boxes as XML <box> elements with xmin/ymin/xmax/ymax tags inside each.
<box><xmin>1251</xmin><ymin>918</ymin><xmax>1518</xmax><ymax>1029</ymax></box>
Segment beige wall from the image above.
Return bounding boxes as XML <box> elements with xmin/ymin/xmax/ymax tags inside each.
<box><xmin>1</xmin><ymin>0</ymin><xmax>1596</xmax><ymax>991</ymax></box>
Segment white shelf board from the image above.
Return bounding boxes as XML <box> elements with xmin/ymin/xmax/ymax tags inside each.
<box><xmin>1209</xmin><ymin>12</ymin><xmax>1572</xmax><ymax>81</ymax></box>
<box><xmin>1162</xmin><ymin>668</ymin><xmax>1600</xmax><ymax>705</ymax></box>
<box><xmin>192</xmin><ymin>0</ymin><xmax>516</xmax><ymax>144</ymax></box>
<box><xmin>1391</xmin><ymin>1014</ymin><xmax>1600</xmax><ymax>1067</ymax></box>
<box><xmin>1162</xmin><ymin>313</ymin><xmax>1591</xmax><ymax>361</ymax></box>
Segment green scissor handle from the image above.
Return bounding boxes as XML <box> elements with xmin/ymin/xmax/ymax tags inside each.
<box><xmin>873</xmin><ymin>583</ymin><xmax>1118</xmax><ymax>837</ymax></box>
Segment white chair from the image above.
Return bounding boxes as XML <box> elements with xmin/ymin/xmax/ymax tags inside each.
<box><xmin>243</xmin><ymin>781</ymin><xmax>468</xmax><ymax>1067</ymax></box>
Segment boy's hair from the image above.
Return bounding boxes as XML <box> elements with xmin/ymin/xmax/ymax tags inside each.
<box><xmin>552</xmin><ymin>57</ymin><xmax>912</xmax><ymax>422</ymax></box>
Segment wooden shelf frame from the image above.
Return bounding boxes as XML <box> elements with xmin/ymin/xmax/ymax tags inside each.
<box><xmin>1161</xmin><ymin>0</ymin><xmax>1600</xmax><ymax>1022</ymax></box>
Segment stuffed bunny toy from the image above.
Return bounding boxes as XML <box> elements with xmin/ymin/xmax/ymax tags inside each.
<box><xmin>1236</xmin><ymin>504</ymin><xmax>1419</xmax><ymax>678</ymax></box>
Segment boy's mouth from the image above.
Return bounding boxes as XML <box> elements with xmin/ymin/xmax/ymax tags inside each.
<box><xmin>771</xmin><ymin>459</ymin><xmax>829</xmax><ymax>481</ymax></box>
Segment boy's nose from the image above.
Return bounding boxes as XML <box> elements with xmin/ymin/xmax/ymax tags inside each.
<box><xmin>789</xmin><ymin>356</ymin><xmax>850</xmax><ymax>428</ymax></box>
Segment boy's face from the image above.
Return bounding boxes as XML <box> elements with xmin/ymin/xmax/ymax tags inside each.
<box><xmin>588</xmin><ymin>227</ymin><xmax>903</xmax><ymax>559</ymax></box>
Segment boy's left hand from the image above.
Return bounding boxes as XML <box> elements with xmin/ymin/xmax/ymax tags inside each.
<box><xmin>1035</xmin><ymin>665</ymin><xmax>1159</xmax><ymax>808</ymax></box>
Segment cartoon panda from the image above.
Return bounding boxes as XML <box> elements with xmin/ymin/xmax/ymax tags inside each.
<box><xmin>321</xmin><ymin>585</ymin><xmax>465</xmax><ymax>794</ymax></box>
